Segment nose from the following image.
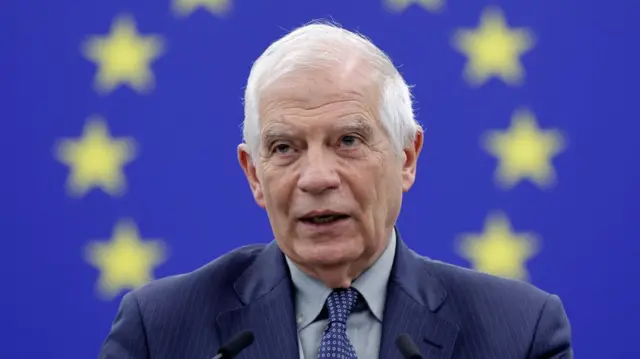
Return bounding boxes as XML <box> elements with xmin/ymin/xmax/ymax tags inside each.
<box><xmin>297</xmin><ymin>147</ymin><xmax>340</xmax><ymax>195</ymax></box>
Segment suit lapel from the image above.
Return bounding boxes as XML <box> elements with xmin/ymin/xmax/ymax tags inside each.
<box><xmin>215</xmin><ymin>242</ymin><xmax>299</xmax><ymax>359</ymax></box>
<box><xmin>215</xmin><ymin>231</ymin><xmax>460</xmax><ymax>359</ymax></box>
<box><xmin>378</xmin><ymin>233</ymin><xmax>460</xmax><ymax>359</ymax></box>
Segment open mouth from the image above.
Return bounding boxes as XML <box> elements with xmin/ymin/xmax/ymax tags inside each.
<box><xmin>299</xmin><ymin>213</ymin><xmax>350</xmax><ymax>225</ymax></box>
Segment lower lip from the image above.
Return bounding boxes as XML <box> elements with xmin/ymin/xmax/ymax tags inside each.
<box><xmin>298</xmin><ymin>217</ymin><xmax>351</xmax><ymax>233</ymax></box>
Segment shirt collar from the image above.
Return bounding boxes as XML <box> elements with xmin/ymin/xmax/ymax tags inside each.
<box><xmin>285</xmin><ymin>231</ymin><xmax>397</xmax><ymax>329</ymax></box>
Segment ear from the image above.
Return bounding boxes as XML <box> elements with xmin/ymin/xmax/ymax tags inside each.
<box><xmin>401</xmin><ymin>129</ymin><xmax>424</xmax><ymax>192</ymax></box>
<box><xmin>237</xmin><ymin>143</ymin><xmax>265</xmax><ymax>208</ymax></box>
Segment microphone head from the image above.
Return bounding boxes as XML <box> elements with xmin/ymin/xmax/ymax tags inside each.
<box><xmin>395</xmin><ymin>333</ymin><xmax>423</xmax><ymax>359</ymax></box>
<box><xmin>217</xmin><ymin>330</ymin><xmax>255</xmax><ymax>358</ymax></box>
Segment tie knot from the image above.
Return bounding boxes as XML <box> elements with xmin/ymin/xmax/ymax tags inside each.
<box><xmin>325</xmin><ymin>288</ymin><xmax>359</xmax><ymax>324</ymax></box>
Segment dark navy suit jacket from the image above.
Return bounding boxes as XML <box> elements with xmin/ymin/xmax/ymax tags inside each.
<box><xmin>99</xmin><ymin>233</ymin><xmax>572</xmax><ymax>359</ymax></box>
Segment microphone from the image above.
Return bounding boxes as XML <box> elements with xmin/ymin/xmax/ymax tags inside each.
<box><xmin>395</xmin><ymin>333</ymin><xmax>423</xmax><ymax>359</ymax></box>
<box><xmin>212</xmin><ymin>330</ymin><xmax>255</xmax><ymax>359</ymax></box>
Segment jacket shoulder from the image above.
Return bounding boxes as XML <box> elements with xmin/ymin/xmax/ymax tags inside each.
<box><xmin>134</xmin><ymin>243</ymin><xmax>266</xmax><ymax>302</ymax></box>
<box><xmin>426</xmin><ymin>258</ymin><xmax>551</xmax><ymax>303</ymax></box>
<box><xmin>100</xmin><ymin>244</ymin><xmax>268</xmax><ymax>357</ymax></box>
<box><xmin>423</xmin><ymin>258</ymin><xmax>561</xmax><ymax>348</ymax></box>
<box><xmin>428</xmin><ymin>260</ymin><xmax>550</xmax><ymax>300</ymax></box>
<box><xmin>126</xmin><ymin>243</ymin><xmax>267</xmax><ymax>325</ymax></box>
<box><xmin>422</xmin><ymin>258</ymin><xmax>571</xmax><ymax>356</ymax></box>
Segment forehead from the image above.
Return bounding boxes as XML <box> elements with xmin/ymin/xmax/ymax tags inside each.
<box><xmin>258</xmin><ymin>65</ymin><xmax>382</xmax><ymax>134</ymax></box>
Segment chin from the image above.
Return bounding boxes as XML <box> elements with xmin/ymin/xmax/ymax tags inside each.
<box><xmin>294</xmin><ymin>239</ymin><xmax>362</xmax><ymax>266</ymax></box>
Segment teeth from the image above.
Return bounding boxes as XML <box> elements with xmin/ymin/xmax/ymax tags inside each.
<box><xmin>310</xmin><ymin>215</ymin><xmax>337</xmax><ymax>224</ymax></box>
<box><xmin>306</xmin><ymin>215</ymin><xmax>343</xmax><ymax>224</ymax></box>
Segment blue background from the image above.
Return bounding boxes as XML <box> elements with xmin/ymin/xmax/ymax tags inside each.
<box><xmin>1</xmin><ymin>0</ymin><xmax>639</xmax><ymax>358</ymax></box>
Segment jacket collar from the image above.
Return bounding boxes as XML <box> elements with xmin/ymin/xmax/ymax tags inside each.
<box><xmin>217</xmin><ymin>228</ymin><xmax>459</xmax><ymax>359</ymax></box>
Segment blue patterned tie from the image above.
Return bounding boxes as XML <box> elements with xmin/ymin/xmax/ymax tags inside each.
<box><xmin>317</xmin><ymin>288</ymin><xmax>359</xmax><ymax>359</ymax></box>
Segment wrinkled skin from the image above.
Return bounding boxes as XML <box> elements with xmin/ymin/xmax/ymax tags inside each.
<box><xmin>238</xmin><ymin>61</ymin><xmax>423</xmax><ymax>288</ymax></box>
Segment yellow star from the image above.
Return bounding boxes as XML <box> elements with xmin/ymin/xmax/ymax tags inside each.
<box><xmin>82</xmin><ymin>14</ymin><xmax>165</xmax><ymax>94</ymax></box>
<box><xmin>84</xmin><ymin>219</ymin><xmax>167</xmax><ymax>300</ymax></box>
<box><xmin>172</xmin><ymin>0</ymin><xmax>231</xmax><ymax>17</ymax></box>
<box><xmin>384</xmin><ymin>0</ymin><xmax>444</xmax><ymax>13</ymax></box>
<box><xmin>452</xmin><ymin>6</ymin><xmax>535</xmax><ymax>86</ymax></box>
<box><xmin>482</xmin><ymin>108</ymin><xmax>565</xmax><ymax>190</ymax></box>
<box><xmin>457</xmin><ymin>211</ymin><xmax>539</xmax><ymax>281</ymax></box>
<box><xmin>54</xmin><ymin>116</ymin><xmax>136</xmax><ymax>197</ymax></box>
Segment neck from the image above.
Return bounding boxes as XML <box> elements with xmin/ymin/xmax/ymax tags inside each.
<box><xmin>298</xmin><ymin>241</ymin><xmax>390</xmax><ymax>289</ymax></box>
<box><xmin>305</xmin><ymin>263</ymin><xmax>364</xmax><ymax>289</ymax></box>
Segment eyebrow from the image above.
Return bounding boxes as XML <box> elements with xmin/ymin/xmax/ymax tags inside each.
<box><xmin>337</xmin><ymin>118</ymin><xmax>374</xmax><ymax>138</ymax></box>
<box><xmin>260</xmin><ymin>117</ymin><xmax>375</xmax><ymax>148</ymax></box>
<box><xmin>261</xmin><ymin>126</ymin><xmax>294</xmax><ymax>148</ymax></box>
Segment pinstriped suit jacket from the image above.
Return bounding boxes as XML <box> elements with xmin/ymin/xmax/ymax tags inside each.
<box><xmin>98</xmin><ymin>232</ymin><xmax>573</xmax><ymax>359</ymax></box>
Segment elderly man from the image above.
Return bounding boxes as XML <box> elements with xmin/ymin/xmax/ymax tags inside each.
<box><xmin>99</xmin><ymin>22</ymin><xmax>572</xmax><ymax>359</ymax></box>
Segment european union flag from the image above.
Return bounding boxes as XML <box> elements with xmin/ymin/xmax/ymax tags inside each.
<box><xmin>1</xmin><ymin>0</ymin><xmax>638</xmax><ymax>358</ymax></box>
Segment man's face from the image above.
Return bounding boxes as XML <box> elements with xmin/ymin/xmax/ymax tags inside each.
<box><xmin>239</xmin><ymin>63</ymin><xmax>422</xmax><ymax>282</ymax></box>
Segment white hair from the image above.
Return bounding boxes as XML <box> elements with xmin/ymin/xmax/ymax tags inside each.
<box><xmin>242</xmin><ymin>20</ymin><xmax>422</xmax><ymax>159</ymax></box>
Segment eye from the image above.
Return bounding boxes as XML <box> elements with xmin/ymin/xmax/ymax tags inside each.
<box><xmin>272</xmin><ymin>143</ymin><xmax>292</xmax><ymax>155</ymax></box>
<box><xmin>339</xmin><ymin>135</ymin><xmax>361</xmax><ymax>148</ymax></box>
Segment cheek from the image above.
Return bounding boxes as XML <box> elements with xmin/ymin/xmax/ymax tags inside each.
<box><xmin>261</xmin><ymin>171</ymin><xmax>294</xmax><ymax>213</ymax></box>
<box><xmin>348</xmin><ymin>164</ymin><xmax>384</xmax><ymax>209</ymax></box>
<box><xmin>368</xmin><ymin>158</ymin><xmax>403</xmax><ymax>212</ymax></box>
